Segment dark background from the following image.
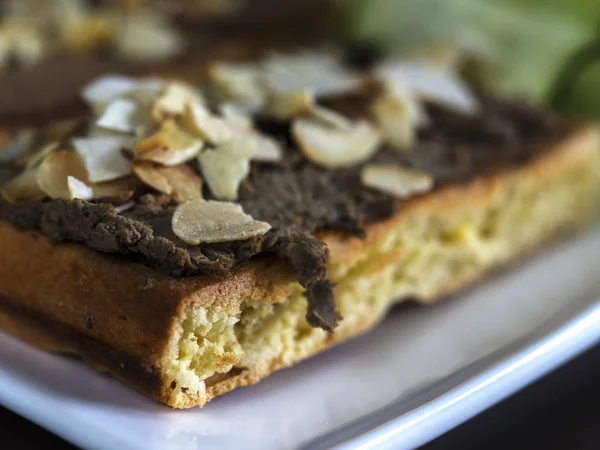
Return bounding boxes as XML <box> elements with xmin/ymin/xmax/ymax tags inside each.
<box><xmin>1</xmin><ymin>342</ymin><xmax>598</xmax><ymax>450</ymax></box>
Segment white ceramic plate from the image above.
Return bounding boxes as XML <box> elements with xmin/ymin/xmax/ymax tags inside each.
<box><xmin>1</xmin><ymin>227</ymin><xmax>600</xmax><ymax>450</ymax></box>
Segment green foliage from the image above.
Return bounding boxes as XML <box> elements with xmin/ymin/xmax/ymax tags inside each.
<box><xmin>343</xmin><ymin>0</ymin><xmax>599</xmax><ymax>113</ymax></box>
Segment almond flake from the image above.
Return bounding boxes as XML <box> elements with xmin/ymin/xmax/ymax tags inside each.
<box><xmin>125</xmin><ymin>78</ymin><xmax>165</xmax><ymax>107</ymax></box>
<box><xmin>67</xmin><ymin>176</ymin><xmax>94</xmax><ymax>200</ymax></box>
<box><xmin>82</xmin><ymin>75</ymin><xmax>137</xmax><ymax>114</ymax></box>
<box><xmin>135</xmin><ymin>120</ymin><xmax>203</xmax><ymax>166</ymax></box>
<box><xmin>248</xmin><ymin>134</ymin><xmax>282</xmax><ymax>162</ymax></box>
<box><xmin>23</xmin><ymin>142</ymin><xmax>59</xmax><ymax>169</ymax></box>
<box><xmin>151</xmin><ymin>82</ymin><xmax>205</xmax><ymax>122</ymax></box>
<box><xmin>0</xmin><ymin>167</ymin><xmax>45</xmax><ymax>204</ymax></box>
<box><xmin>263</xmin><ymin>52</ymin><xmax>360</xmax><ymax>97</ymax></box>
<box><xmin>371</xmin><ymin>96</ymin><xmax>416</xmax><ymax>151</ymax></box>
<box><xmin>292</xmin><ymin>116</ymin><xmax>381</xmax><ymax>168</ymax></box>
<box><xmin>311</xmin><ymin>106</ymin><xmax>353</xmax><ymax>130</ymax></box>
<box><xmin>115</xmin><ymin>11</ymin><xmax>184</xmax><ymax>63</ymax></box>
<box><xmin>360</xmin><ymin>164</ymin><xmax>433</xmax><ymax>198</ymax></box>
<box><xmin>114</xmin><ymin>200</ymin><xmax>135</xmax><ymax>214</ymax></box>
<box><xmin>208</xmin><ymin>62</ymin><xmax>266</xmax><ymax>109</ymax></box>
<box><xmin>90</xmin><ymin>177</ymin><xmax>138</xmax><ymax>205</ymax></box>
<box><xmin>37</xmin><ymin>150</ymin><xmax>89</xmax><ymax>199</ymax></box>
<box><xmin>172</xmin><ymin>199</ymin><xmax>271</xmax><ymax>245</ymax></box>
<box><xmin>73</xmin><ymin>134</ymin><xmax>134</xmax><ymax>182</ymax></box>
<box><xmin>132</xmin><ymin>162</ymin><xmax>202</xmax><ymax>203</ymax></box>
<box><xmin>264</xmin><ymin>89</ymin><xmax>314</xmax><ymax>120</ymax></box>
<box><xmin>96</xmin><ymin>98</ymin><xmax>140</xmax><ymax>134</ymax></box>
<box><xmin>181</xmin><ymin>103</ymin><xmax>235</xmax><ymax>145</ymax></box>
<box><xmin>379</xmin><ymin>77</ymin><xmax>429</xmax><ymax>127</ymax></box>
<box><xmin>219</xmin><ymin>103</ymin><xmax>253</xmax><ymax>130</ymax></box>
<box><xmin>197</xmin><ymin>139</ymin><xmax>253</xmax><ymax>201</ymax></box>
<box><xmin>375</xmin><ymin>61</ymin><xmax>477</xmax><ymax>115</ymax></box>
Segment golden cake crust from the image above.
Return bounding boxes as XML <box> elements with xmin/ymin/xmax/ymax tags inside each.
<box><xmin>0</xmin><ymin>125</ymin><xmax>598</xmax><ymax>408</ymax></box>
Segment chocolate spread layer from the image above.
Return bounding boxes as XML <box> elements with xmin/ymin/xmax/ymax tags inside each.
<box><xmin>0</xmin><ymin>97</ymin><xmax>573</xmax><ymax>329</ymax></box>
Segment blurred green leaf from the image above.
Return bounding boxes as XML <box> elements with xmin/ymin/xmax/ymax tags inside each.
<box><xmin>343</xmin><ymin>0</ymin><xmax>596</xmax><ymax>103</ymax></box>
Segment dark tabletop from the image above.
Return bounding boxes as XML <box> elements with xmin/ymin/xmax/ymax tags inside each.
<box><xmin>1</xmin><ymin>342</ymin><xmax>599</xmax><ymax>450</ymax></box>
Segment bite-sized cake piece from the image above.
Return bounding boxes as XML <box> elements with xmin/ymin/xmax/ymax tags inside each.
<box><xmin>0</xmin><ymin>51</ymin><xmax>598</xmax><ymax>408</ymax></box>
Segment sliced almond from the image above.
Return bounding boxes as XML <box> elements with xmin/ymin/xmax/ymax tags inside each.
<box><xmin>82</xmin><ymin>75</ymin><xmax>137</xmax><ymax>114</ymax></box>
<box><xmin>132</xmin><ymin>162</ymin><xmax>202</xmax><ymax>203</ymax></box>
<box><xmin>264</xmin><ymin>89</ymin><xmax>314</xmax><ymax>120</ymax></box>
<box><xmin>135</xmin><ymin>120</ymin><xmax>203</xmax><ymax>166</ymax></box>
<box><xmin>67</xmin><ymin>176</ymin><xmax>95</xmax><ymax>200</ymax></box>
<box><xmin>37</xmin><ymin>150</ymin><xmax>89</xmax><ymax>199</ymax></box>
<box><xmin>378</xmin><ymin>76</ymin><xmax>429</xmax><ymax>127</ymax></box>
<box><xmin>197</xmin><ymin>139</ymin><xmax>253</xmax><ymax>201</ymax></box>
<box><xmin>125</xmin><ymin>77</ymin><xmax>165</xmax><ymax>107</ymax></box>
<box><xmin>151</xmin><ymin>81</ymin><xmax>205</xmax><ymax>122</ymax></box>
<box><xmin>0</xmin><ymin>167</ymin><xmax>45</xmax><ymax>204</ymax></box>
<box><xmin>311</xmin><ymin>105</ymin><xmax>353</xmax><ymax>130</ymax></box>
<box><xmin>96</xmin><ymin>97</ymin><xmax>140</xmax><ymax>134</ymax></box>
<box><xmin>73</xmin><ymin>134</ymin><xmax>134</xmax><ymax>182</ymax></box>
<box><xmin>292</xmin><ymin>116</ymin><xmax>381</xmax><ymax>168</ymax></box>
<box><xmin>91</xmin><ymin>177</ymin><xmax>138</xmax><ymax>205</ymax></box>
<box><xmin>172</xmin><ymin>199</ymin><xmax>271</xmax><ymax>245</ymax></box>
<box><xmin>248</xmin><ymin>134</ymin><xmax>282</xmax><ymax>162</ymax></box>
<box><xmin>263</xmin><ymin>52</ymin><xmax>360</xmax><ymax>97</ymax></box>
<box><xmin>375</xmin><ymin>61</ymin><xmax>478</xmax><ymax>115</ymax></box>
<box><xmin>208</xmin><ymin>62</ymin><xmax>266</xmax><ymax>109</ymax></box>
<box><xmin>114</xmin><ymin>200</ymin><xmax>135</xmax><ymax>214</ymax></box>
<box><xmin>360</xmin><ymin>164</ymin><xmax>433</xmax><ymax>198</ymax></box>
<box><xmin>114</xmin><ymin>11</ymin><xmax>185</xmax><ymax>63</ymax></box>
<box><xmin>219</xmin><ymin>102</ymin><xmax>253</xmax><ymax>130</ymax></box>
<box><xmin>371</xmin><ymin>96</ymin><xmax>416</xmax><ymax>151</ymax></box>
<box><xmin>22</xmin><ymin>142</ymin><xmax>59</xmax><ymax>169</ymax></box>
<box><xmin>181</xmin><ymin>103</ymin><xmax>235</xmax><ymax>145</ymax></box>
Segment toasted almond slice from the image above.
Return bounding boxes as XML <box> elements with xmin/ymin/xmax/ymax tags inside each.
<box><xmin>379</xmin><ymin>76</ymin><xmax>429</xmax><ymax>127</ymax></box>
<box><xmin>264</xmin><ymin>89</ymin><xmax>314</xmax><ymax>120</ymax></box>
<box><xmin>135</xmin><ymin>120</ymin><xmax>203</xmax><ymax>166</ymax></box>
<box><xmin>23</xmin><ymin>142</ymin><xmax>59</xmax><ymax>169</ymax></box>
<box><xmin>91</xmin><ymin>176</ymin><xmax>138</xmax><ymax>205</ymax></box>
<box><xmin>208</xmin><ymin>62</ymin><xmax>266</xmax><ymax>109</ymax></box>
<box><xmin>96</xmin><ymin>97</ymin><xmax>140</xmax><ymax>134</ymax></box>
<box><xmin>73</xmin><ymin>134</ymin><xmax>134</xmax><ymax>182</ymax></box>
<box><xmin>114</xmin><ymin>200</ymin><xmax>135</xmax><ymax>214</ymax></box>
<box><xmin>125</xmin><ymin>77</ymin><xmax>165</xmax><ymax>107</ymax></box>
<box><xmin>219</xmin><ymin>102</ymin><xmax>253</xmax><ymax>130</ymax></box>
<box><xmin>197</xmin><ymin>139</ymin><xmax>253</xmax><ymax>201</ymax></box>
<box><xmin>37</xmin><ymin>150</ymin><xmax>89</xmax><ymax>199</ymax></box>
<box><xmin>82</xmin><ymin>75</ymin><xmax>137</xmax><ymax>114</ymax></box>
<box><xmin>67</xmin><ymin>176</ymin><xmax>95</xmax><ymax>200</ymax></box>
<box><xmin>151</xmin><ymin>81</ymin><xmax>205</xmax><ymax>122</ymax></box>
<box><xmin>375</xmin><ymin>61</ymin><xmax>478</xmax><ymax>115</ymax></box>
<box><xmin>263</xmin><ymin>52</ymin><xmax>360</xmax><ymax>97</ymax></box>
<box><xmin>181</xmin><ymin>103</ymin><xmax>235</xmax><ymax>145</ymax></box>
<box><xmin>371</xmin><ymin>96</ymin><xmax>416</xmax><ymax>151</ymax></box>
<box><xmin>172</xmin><ymin>199</ymin><xmax>271</xmax><ymax>245</ymax></box>
<box><xmin>311</xmin><ymin>105</ymin><xmax>353</xmax><ymax>130</ymax></box>
<box><xmin>292</xmin><ymin>116</ymin><xmax>381</xmax><ymax>168</ymax></box>
<box><xmin>132</xmin><ymin>162</ymin><xmax>202</xmax><ymax>203</ymax></box>
<box><xmin>360</xmin><ymin>164</ymin><xmax>433</xmax><ymax>198</ymax></box>
<box><xmin>0</xmin><ymin>167</ymin><xmax>45</xmax><ymax>204</ymax></box>
<box><xmin>248</xmin><ymin>134</ymin><xmax>282</xmax><ymax>162</ymax></box>
<box><xmin>115</xmin><ymin>11</ymin><xmax>185</xmax><ymax>63</ymax></box>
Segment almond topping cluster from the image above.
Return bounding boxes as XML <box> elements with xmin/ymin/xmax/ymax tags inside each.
<box><xmin>0</xmin><ymin>50</ymin><xmax>479</xmax><ymax>244</ymax></box>
<box><xmin>0</xmin><ymin>0</ymin><xmax>184</xmax><ymax>71</ymax></box>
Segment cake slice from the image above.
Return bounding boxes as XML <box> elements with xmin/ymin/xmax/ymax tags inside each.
<box><xmin>0</xmin><ymin>53</ymin><xmax>597</xmax><ymax>408</ymax></box>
